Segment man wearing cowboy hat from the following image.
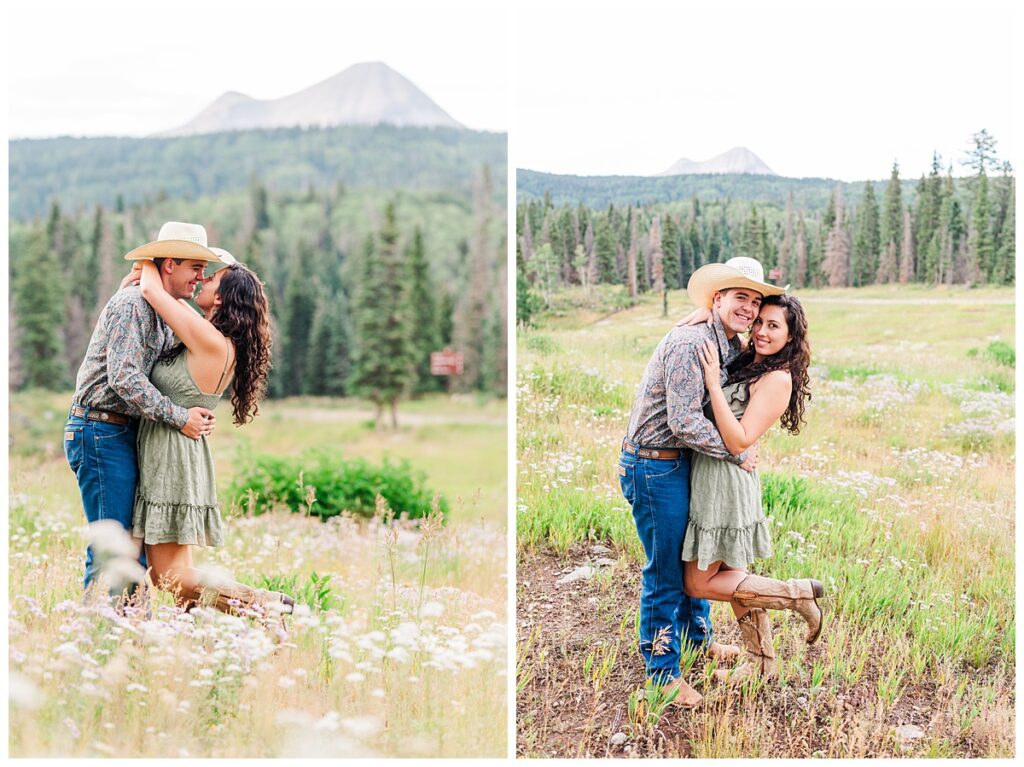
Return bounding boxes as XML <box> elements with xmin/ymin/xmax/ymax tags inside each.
<box><xmin>618</xmin><ymin>256</ymin><xmax>786</xmax><ymax>706</ymax></box>
<box><xmin>64</xmin><ymin>222</ymin><xmax>226</xmax><ymax>597</ymax></box>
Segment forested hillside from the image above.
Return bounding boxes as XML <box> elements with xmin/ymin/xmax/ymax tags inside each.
<box><xmin>10</xmin><ymin>125</ymin><xmax>507</xmax><ymax>401</ymax></box>
<box><xmin>10</xmin><ymin>124</ymin><xmax>506</xmax><ymax>219</ymax></box>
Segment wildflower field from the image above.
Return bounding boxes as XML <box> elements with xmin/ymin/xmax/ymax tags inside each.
<box><xmin>516</xmin><ymin>284</ymin><xmax>1014</xmax><ymax>758</ymax></box>
<box><xmin>8</xmin><ymin>395</ymin><xmax>507</xmax><ymax>757</ymax></box>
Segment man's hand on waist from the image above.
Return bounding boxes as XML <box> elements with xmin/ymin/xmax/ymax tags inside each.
<box><xmin>180</xmin><ymin>407</ymin><xmax>216</xmax><ymax>440</ymax></box>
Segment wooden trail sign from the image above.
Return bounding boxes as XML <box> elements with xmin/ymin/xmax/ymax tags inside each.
<box><xmin>430</xmin><ymin>350</ymin><xmax>464</xmax><ymax>376</ymax></box>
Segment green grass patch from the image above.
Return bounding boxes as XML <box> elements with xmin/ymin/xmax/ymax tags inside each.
<box><xmin>517</xmin><ymin>487</ymin><xmax>642</xmax><ymax>560</ymax></box>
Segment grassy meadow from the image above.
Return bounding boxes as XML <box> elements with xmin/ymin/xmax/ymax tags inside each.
<box><xmin>8</xmin><ymin>394</ymin><xmax>507</xmax><ymax>757</ymax></box>
<box><xmin>516</xmin><ymin>284</ymin><xmax>1014</xmax><ymax>758</ymax></box>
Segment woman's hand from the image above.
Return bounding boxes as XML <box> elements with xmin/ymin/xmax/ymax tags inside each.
<box><xmin>119</xmin><ymin>263</ymin><xmax>143</xmax><ymax>290</ymax></box>
<box><xmin>697</xmin><ymin>339</ymin><xmax>721</xmax><ymax>388</ymax></box>
<box><xmin>675</xmin><ymin>306</ymin><xmax>713</xmax><ymax>328</ymax></box>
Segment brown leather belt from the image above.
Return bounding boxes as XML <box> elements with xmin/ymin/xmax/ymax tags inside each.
<box><xmin>70</xmin><ymin>404</ymin><xmax>133</xmax><ymax>426</ymax></box>
<box><xmin>622</xmin><ymin>440</ymin><xmax>682</xmax><ymax>460</ymax></box>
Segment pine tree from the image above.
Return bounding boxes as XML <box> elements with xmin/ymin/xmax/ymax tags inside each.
<box><xmin>991</xmin><ymin>180</ymin><xmax>1014</xmax><ymax>284</ymax></box>
<box><xmin>594</xmin><ymin>215</ymin><xmax>616</xmax><ymax>283</ymax></box>
<box><xmin>649</xmin><ymin>216</ymin><xmax>665</xmax><ymax>313</ymax></box>
<box><xmin>970</xmin><ymin>170</ymin><xmax>995</xmax><ymax>281</ymax></box>
<box><xmin>349</xmin><ymin>202</ymin><xmax>416</xmax><ymax>426</ymax></box>
<box><xmin>661</xmin><ymin>214</ymin><xmax>681</xmax><ymax>289</ymax></box>
<box><xmin>306</xmin><ymin>284</ymin><xmax>352</xmax><ymax>397</ymax></box>
<box><xmin>794</xmin><ymin>215</ymin><xmax>808</xmax><ymax>289</ymax></box>
<box><xmin>899</xmin><ymin>208</ymin><xmax>915</xmax><ymax>283</ymax></box>
<box><xmin>779</xmin><ymin>193</ymin><xmax>795</xmax><ymax>284</ymax></box>
<box><xmin>451</xmin><ymin>167</ymin><xmax>495</xmax><ymax>393</ymax></box>
<box><xmin>822</xmin><ymin>187</ymin><xmax>850</xmax><ymax>287</ymax></box>
<box><xmin>406</xmin><ymin>227</ymin><xmax>442</xmax><ymax>394</ymax></box>
<box><xmin>279</xmin><ymin>245</ymin><xmax>318</xmax><ymax>395</ymax></box>
<box><xmin>626</xmin><ymin>213</ymin><xmax>638</xmax><ymax>298</ymax></box>
<box><xmin>880</xmin><ymin>161</ymin><xmax>903</xmax><ymax>256</ymax></box>
<box><xmin>851</xmin><ymin>181</ymin><xmax>880</xmax><ymax>286</ymax></box>
<box><xmin>13</xmin><ymin>227</ymin><xmax>66</xmax><ymax>388</ymax></box>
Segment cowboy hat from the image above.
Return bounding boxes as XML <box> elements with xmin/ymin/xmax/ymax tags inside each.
<box><xmin>687</xmin><ymin>256</ymin><xmax>788</xmax><ymax>309</ymax></box>
<box><xmin>124</xmin><ymin>221</ymin><xmax>222</xmax><ymax>262</ymax></box>
<box><xmin>209</xmin><ymin>247</ymin><xmax>238</xmax><ymax>268</ymax></box>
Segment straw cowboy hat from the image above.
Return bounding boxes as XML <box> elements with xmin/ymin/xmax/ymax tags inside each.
<box><xmin>124</xmin><ymin>221</ymin><xmax>223</xmax><ymax>262</ymax></box>
<box><xmin>209</xmin><ymin>247</ymin><xmax>238</xmax><ymax>268</ymax></box>
<box><xmin>687</xmin><ymin>256</ymin><xmax>788</xmax><ymax>309</ymax></box>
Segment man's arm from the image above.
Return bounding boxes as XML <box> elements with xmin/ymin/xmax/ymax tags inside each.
<box><xmin>105</xmin><ymin>296</ymin><xmax>190</xmax><ymax>429</ymax></box>
<box><xmin>664</xmin><ymin>338</ymin><xmax>747</xmax><ymax>464</ymax></box>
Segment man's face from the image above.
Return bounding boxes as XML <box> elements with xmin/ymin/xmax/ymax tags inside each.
<box><xmin>165</xmin><ymin>259</ymin><xmax>209</xmax><ymax>300</ymax></box>
<box><xmin>714</xmin><ymin>288</ymin><xmax>762</xmax><ymax>337</ymax></box>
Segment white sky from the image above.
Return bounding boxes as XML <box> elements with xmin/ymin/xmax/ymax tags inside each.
<box><xmin>512</xmin><ymin>0</ymin><xmax>1018</xmax><ymax>181</ymax></box>
<box><xmin>7</xmin><ymin>0</ymin><xmax>509</xmax><ymax>137</ymax></box>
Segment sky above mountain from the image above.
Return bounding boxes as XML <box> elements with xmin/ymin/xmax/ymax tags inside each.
<box><xmin>8</xmin><ymin>0</ymin><xmax>507</xmax><ymax>137</ymax></box>
<box><xmin>514</xmin><ymin>0</ymin><xmax>1015</xmax><ymax>181</ymax></box>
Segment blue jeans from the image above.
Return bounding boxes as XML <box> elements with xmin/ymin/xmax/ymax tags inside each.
<box><xmin>64</xmin><ymin>410</ymin><xmax>147</xmax><ymax>592</ymax></box>
<box><xmin>619</xmin><ymin>446</ymin><xmax>712</xmax><ymax>682</ymax></box>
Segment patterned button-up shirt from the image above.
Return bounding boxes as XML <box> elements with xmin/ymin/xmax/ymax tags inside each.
<box><xmin>72</xmin><ymin>286</ymin><xmax>189</xmax><ymax>428</ymax></box>
<box><xmin>625</xmin><ymin>313</ymin><xmax>744</xmax><ymax>462</ymax></box>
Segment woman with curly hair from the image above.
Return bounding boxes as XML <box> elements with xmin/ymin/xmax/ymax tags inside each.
<box><xmin>679</xmin><ymin>294</ymin><xmax>821</xmax><ymax>684</ymax></box>
<box><xmin>127</xmin><ymin>251</ymin><xmax>295</xmax><ymax>621</ymax></box>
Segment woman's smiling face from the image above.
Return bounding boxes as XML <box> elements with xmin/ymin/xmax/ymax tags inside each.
<box><xmin>194</xmin><ymin>268</ymin><xmax>225</xmax><ymax>312</ymax></box>
<box><xmin>751</xmin><ymin>304</ymin><xmax>791</xmax><ymax>358</ymax></box>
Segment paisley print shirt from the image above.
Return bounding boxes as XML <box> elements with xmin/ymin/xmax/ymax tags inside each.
<box><xmin>625</xmin><ymin>313</ymin><xmax>745</xmax><ymax>462</ymax></box>
<box><xmin>72</xmin><ymin>286</ymin><xmax>189</xmax><ymax>428</ymax></box>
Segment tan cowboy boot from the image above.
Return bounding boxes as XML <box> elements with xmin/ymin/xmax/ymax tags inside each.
<box><xmin>712</xmin><ymin>608</ymin><xmax>777</xmax><ymax>684</ymax></box>
<box><xmin>703</xmin><ymin>641</ymin><xmax>741</xmax><ymax>663</ymax></box>
<box><xmin>200</xmin><ymin>582</ymin><xmax>295</xmax><ymax>617</ymax></box>
<box><xmin>733</xmin><ymin>574</ymin><xmax>824</xmax><ymax>644</ymax></box>
<box><xmin>657</xmin><ymin>676</ymin><xmax>703</xmax><ymax>707</ymax></box>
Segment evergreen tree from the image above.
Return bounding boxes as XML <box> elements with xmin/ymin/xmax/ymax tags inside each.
<box><xmin>279</xmin><ymin>245</ymin><xmax>318</xmax><ymax>395</ymax></box>
<box><xmin>594</xmin><ymin>215</ymin><xmax>616</xmax><ymax>283</ymax></box>
<box><xmin>991</xmin><ymin>180</ymin><xmax>1014</xmax><ymax>284</ymax></box>
<box><xmin>661</xmin><ymin>214</ymin><xmax>681</xmax><ymax>289</ymax></box>
<box><xmin>851</xmin><ymin>181</ymin><xmax>880</xmax><ymax>286</ymax></box>
<box><xmin>794</xmin><ymin>215</ymin><xmax>808</xmax><ymax>289</ymax></box>
<box><xmin>13</xmin><ymin>227</ymin><xmax>66</xmax><ymax>388</ymax></box>
<box><xmin>899</xmin><ymin>208</ymin><xmax>915</xmax><ymax>283</ymax></box>
<box><xmin>822</xmin><ymin>187</ymin><xmax>850</xmax><ymax>287</ymax></box>
<box><xmin>451</xmin><ymin>167</ymin><xmax>495</xmax><ymax>393</ymax></box>
<box><xmin>970</xmin><ymin>170</ymin><xmax>995</xmax><ymax>281</ymax></box>
<box><xmin>880</xmin><ymin>161</ymin><xmax>903</xmax><ymax>255</ymax></box>
<box><xmin>406</xmin><ymin>227</ymin><xmax>442</xmax><ymax>394</ymax></box>
<box><xmin>349</xmin><ymin>202</ymin><xmax>416</xmax><ymax>426</ymax></box>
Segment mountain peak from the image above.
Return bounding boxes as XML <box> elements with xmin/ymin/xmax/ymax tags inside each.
<box><xmin>658</xmin><ymin>147</ymin><xmax>776</xmax><ymax>176</ymax></box>
<box><xmin>154</xmin><ymin>62</ymin><xmax>462</xmax><ymax>137</ymax></box>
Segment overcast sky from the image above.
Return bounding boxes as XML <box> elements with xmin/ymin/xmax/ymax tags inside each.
<box><xmin>7</xmin><ymin>0</ymin><xmax>509</xmax><ymax>137</ymax></box>
<box><xmin>513</xmin><ymin>0</ymin><xmax>1017</xmax><ymax>181</ymax></box>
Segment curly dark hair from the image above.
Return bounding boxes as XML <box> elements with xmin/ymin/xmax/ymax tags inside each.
<box><xmin>725</xmin><ymin>294</ymin><xmax>812</xmax><ymax>435</ymax></box>
<box><xmin>160</xmin><ymin>264</ymin><xmax>272</xmax><ymax>425</ymax></box>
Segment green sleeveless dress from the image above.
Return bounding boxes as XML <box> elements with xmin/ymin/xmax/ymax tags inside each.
<box><xmin>132</xmin><ymin>349</ymin><xmax>227</xmax><ymax>547</ymax></box>
<box><xmin>681</xmin><ymin>382</ymin><xmax>772</xmax><ymax>570</ymax></box>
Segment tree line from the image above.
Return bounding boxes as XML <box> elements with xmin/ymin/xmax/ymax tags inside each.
<box><xmin>10</xmin><ymin>124</ymin><xmax>507</xmax><ymax>220</ymax></box>
<box><xmin>10</xmin><ymin>168</ymin><xmax>507</xmax><ymax>413</ymax></box>
<box><xmin>516</xmin><ymin>131</ymin><xmax>1013</xmax><ymax>320</ymax></box>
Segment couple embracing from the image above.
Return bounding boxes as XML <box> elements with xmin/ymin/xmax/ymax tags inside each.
<box><xmin>64</xmin><ymin>222</ymin><xmax>295</xmax><ymax>626</ymax></box>
<box><xmin>620</xmin><ymin>256</ymin><xmax>822</xmax><ymax>706</ymax></box>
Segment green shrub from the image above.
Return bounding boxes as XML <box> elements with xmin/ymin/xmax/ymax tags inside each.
<box><xmin>228</xmin><ymin>449</ymin><xmax>447</xmax><ymax>521</ymax></box>
<box><xmin>985</xmin><ymin>340</ymin><xmax>1015</xmax><ymax>368</ymax></box>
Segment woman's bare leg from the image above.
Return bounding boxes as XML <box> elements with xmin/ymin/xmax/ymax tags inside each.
<box><xmin>145</xmin><ymin>542</ymin><xmax>201</xmax><ymax>607</ymax></box>
<box><xmin>684</xmin><ymin>560</ymin><xmax>749</xmax><ymax>617</ymax></box>
<box><xmin>144</xmin><ymin>542</ymin><xmax>293</xmax><ymax>617</ymax></box>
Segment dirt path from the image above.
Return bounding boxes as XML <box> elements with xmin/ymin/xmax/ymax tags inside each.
<box><xmin>272</xmin><ymin>406</ymin><xmax>505</xmax><ymax>426</ymax></box>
